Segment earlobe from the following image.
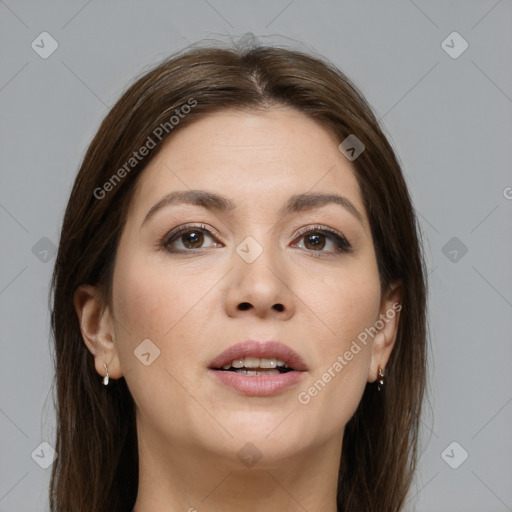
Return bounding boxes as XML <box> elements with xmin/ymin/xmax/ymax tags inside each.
<box><xmin>73</xmin><ymin>284</ymin><xmax>123</xmax><ymax>380</ymax></box>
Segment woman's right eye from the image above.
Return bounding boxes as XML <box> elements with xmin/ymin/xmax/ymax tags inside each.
<box><xmin>162</xmin><ymin>224</ymin><xmax>222</xmax><ymax>253</ymax></box>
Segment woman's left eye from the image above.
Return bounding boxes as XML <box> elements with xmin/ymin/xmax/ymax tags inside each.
<box><xmin>292</xmin><ymin>227</ymin><xmax>352</xmax><ymax>255</ymax></box>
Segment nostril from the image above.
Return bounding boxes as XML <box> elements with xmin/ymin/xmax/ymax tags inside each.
<box><xmin>236</xmin><ymin>302</ymin><xmax>284</xmax><ymax>312</ymax></box>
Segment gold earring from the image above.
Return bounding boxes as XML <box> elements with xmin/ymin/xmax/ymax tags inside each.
<box><xmin>377</xmin><ymin>366</ymin><xmax>385</xmax><ymax>391</ymax></box>
<box><xmin>103</xmin><ymin>363</ymin><xmax>109</xmax><ymax>386</ymax></box>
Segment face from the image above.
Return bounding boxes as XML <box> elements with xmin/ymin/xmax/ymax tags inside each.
<box><xmin>89</xmin><ymin>107</ymin><xmax>399</xmax><ymax>467</ymax></box>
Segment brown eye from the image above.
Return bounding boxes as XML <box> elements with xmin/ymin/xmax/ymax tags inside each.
<box><xmin>181</xmin><ymin>230</ymin><xmax>204</xmax><ymax>249</ymax></box>
<box><xmin>303</xmin><ymin>233</ymin><xmax>326</xmax><ymax>251</ymax></box>
<box><xmin>293</xmin><ymin>226</ymin><xmax>353</xmax><ymax>255</ymax></box>
<box><xmin>162</xmin><ymin>224</ymin><xmax>220</xmax><ymax>253</ymax></box>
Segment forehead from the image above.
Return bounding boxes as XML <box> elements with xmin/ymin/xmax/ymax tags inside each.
<box><xmin>129</xmin><ymin>107</ymin><xmax>367</xmax><ymax>223</ymax></box>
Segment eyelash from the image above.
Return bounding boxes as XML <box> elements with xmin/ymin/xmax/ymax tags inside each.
<box><xmin>160</xmin><ymin>223</ymin><xmax>353</xmax><ymax>256</ymax></box>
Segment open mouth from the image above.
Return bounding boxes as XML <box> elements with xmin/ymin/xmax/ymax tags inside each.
<box><xmin>208</xmin><ymin>343</ymin><xmax>306</xmax><ymax>396</ymax></box>
<box><xmin>216</xmin><ymin>357</ymin><xmax>295</xmax><ymax>376</ymax></box>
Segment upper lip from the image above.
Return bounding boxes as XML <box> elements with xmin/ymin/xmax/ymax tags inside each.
<box><xmin>209</xmin><ymin>340</ymin><xmax>308</xmax><ymax>371</ymax></box>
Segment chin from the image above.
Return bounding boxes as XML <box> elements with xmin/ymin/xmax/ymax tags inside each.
<box><xmin>216</xmin><ymin>420</ymin><xmax>312</xmax><ymax>459</ymax></box>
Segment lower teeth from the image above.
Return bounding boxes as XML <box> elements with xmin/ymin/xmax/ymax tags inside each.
<box><xmin>233</xmin><ymin>369</ymin><xmax>281</xmax><ymax>375</ymax></box>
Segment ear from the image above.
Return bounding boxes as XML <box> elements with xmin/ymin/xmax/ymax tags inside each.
<box><xmin>73</xmin><ymin>284</ymin><xmax>123</xmax><ymax>381</ymax></box>
<box><xmin>368</xmin><ymin>281</ymin><xmax>402</xmax><ymax>383</ymax></box>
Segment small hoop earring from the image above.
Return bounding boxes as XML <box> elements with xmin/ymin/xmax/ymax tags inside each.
<box><xmin>377</xmin><ymin>366</ymin><xmax>385</xmax><ymax>391</ymax></box>
<box><xmin>102</xmin><ymin>363</ymin><xmax>109</xmax><ymax>386</ymax></box>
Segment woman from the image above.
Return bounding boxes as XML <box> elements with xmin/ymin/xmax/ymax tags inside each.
<box><xmin>49</xmin><ymin>42</ymin><xmax>428</xmax><ymax>512</ymax></box>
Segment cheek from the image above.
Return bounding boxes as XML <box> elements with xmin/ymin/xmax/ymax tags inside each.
<box><xmin>112</xmin><ymin>250</ymin><xmax>215</xmax><ymax>340</ymax></box>
<box><xmin>294</xmin><ymin>259</ymin><xmax>381</xmax><ymax>355</ymax></box>
<box><xmin>110</xmin><ymin>253</ymin><xmax>220</xmax><ymax>439</ymax></box>
<box><xmin>111</xmin><ymin>250</ymin><xmax>226</xmax><ymax>386</ymax></box>
<box><xmin>292</xmin><ymin>261</ymin><xmax>380</xmax><ymax>428</ymax></box>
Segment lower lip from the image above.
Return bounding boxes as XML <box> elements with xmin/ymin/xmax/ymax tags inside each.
<box><xmin>209</xmin><ymin>369</ymin><xmax>305</xmax><ymax>396</ymax></box>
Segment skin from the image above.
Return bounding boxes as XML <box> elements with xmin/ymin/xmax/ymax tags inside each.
<box><xmin>74</xmin><ymin>107</ymin><xmax>401</xmax><ymax>512</ymax></box>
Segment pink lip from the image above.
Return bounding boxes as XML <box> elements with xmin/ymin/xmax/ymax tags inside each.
<box><xmin>208</xmin><ymin>340</ymin><xmax>308</xmax><ymax>397</ymax></box>
<box><xmin>209</xmin><ymin>370</ymin><xmax>305</xmax><ymax>396</ymax></box>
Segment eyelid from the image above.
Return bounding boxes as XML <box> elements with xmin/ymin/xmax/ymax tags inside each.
<box><xmin>292</xmin><ymin>224</ymin><xmax>353</xmax><ymax>250</ymax></box>
<box><xmin>162</xmin><ymin>223</ymin><xmax>224</xmax><ymax>247</ymax></box>
<box><xmin>294</xmin><ymin>224</ymin><xmax>344</xmax><ymax>238</ymax></box>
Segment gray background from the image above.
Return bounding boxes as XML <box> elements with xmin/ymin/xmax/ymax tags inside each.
<box><xmin>1</xmin><ymin>1</ymin><xmax>511</xmax><ymax>511</ymax></box>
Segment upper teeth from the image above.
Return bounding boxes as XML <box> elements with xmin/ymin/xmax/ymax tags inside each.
<box><xmin>222</xmin><ymin>357</ymin><xmax>289</xmax><ymax>370</ymax></box>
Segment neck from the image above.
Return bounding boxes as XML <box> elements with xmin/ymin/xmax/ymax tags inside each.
<box><xmin>132</xmin><ymin>424</ymin><xmax>342</xmax><ymax>512</ymax></box>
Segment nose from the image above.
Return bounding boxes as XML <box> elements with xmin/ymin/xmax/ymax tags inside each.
<box><xmin>224</xmin><ymin>241</ymin><xmax>296</xmax><ymax>321</ymax></box>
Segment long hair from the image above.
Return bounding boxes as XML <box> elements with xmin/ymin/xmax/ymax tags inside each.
<box><xmin>49</xmin><ymin>41</ymin><xmax>428</xmax><ymax>512</ymax></box>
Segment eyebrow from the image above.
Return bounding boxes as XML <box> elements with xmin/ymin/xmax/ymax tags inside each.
<box><xmin>141</xmin><ymin>189</ymin><xmax>364</xmax><ymax>227</ymax></box>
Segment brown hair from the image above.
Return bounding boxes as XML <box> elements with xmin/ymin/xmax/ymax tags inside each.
<box><xmin>49</xmin><ymin>41</ymin><xmax>428</xmax><ymax>512</ymax></box>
